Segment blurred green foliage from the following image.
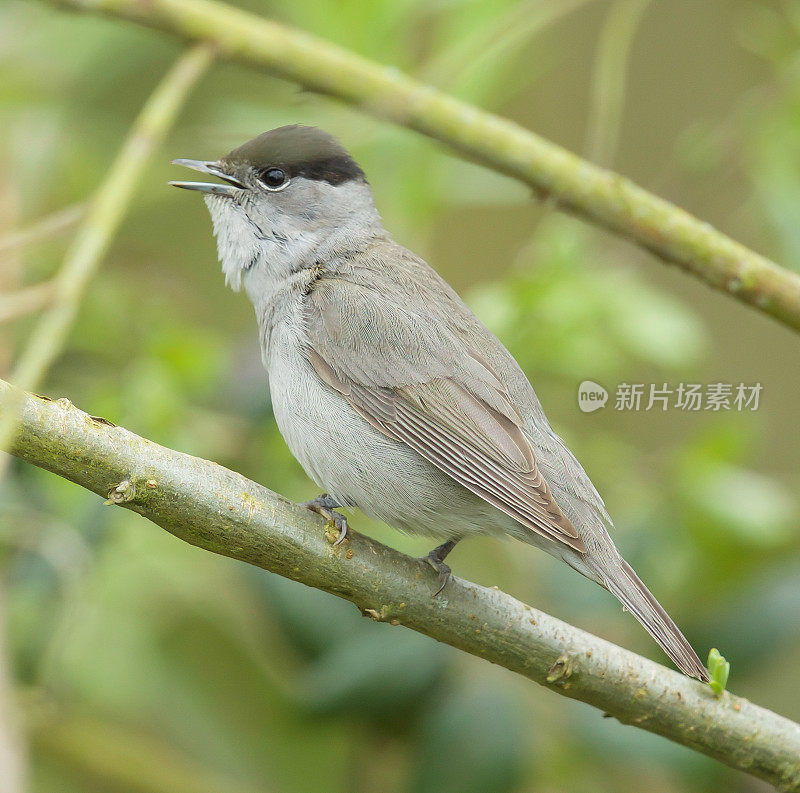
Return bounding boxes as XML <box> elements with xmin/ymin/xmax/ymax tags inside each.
<box><xmin>1</xmin><ymin>0</ymin><xmax>799</xmax><ymax>791</ymax></box>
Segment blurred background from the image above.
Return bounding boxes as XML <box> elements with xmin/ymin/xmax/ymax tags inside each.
<box><xmin>1</xmin><ymin>0</ymin><xmax>799</xmax><ymax>790</ymax></box>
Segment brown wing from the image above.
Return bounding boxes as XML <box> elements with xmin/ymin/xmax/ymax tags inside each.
<box><xmin>305</xmin><ymin>280</ymin><xmax>586</xmax><ymax>553</ymax></box>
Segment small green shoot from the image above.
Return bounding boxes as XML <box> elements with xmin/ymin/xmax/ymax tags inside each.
<box><xmin>707</xmin><ymin>648</ymin><xmax>730</xmax><ymax>695</ymax></box>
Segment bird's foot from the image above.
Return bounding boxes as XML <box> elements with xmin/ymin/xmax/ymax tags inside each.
<box><xmin>302</xmin><ymin>493</ymin><xmax>348</xmax><ymax>546</ymax></box>
<box><xmin>422</xmin><ymin>539</ymin><xmax>458</xmax><ymax>597</ymax></box>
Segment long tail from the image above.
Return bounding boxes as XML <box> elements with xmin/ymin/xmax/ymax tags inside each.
<box><xmin>602</xmin><ymin>559</ymin><xmax>709</xmax><ymax>682</ymax></box>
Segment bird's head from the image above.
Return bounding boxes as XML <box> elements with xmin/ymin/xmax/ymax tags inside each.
<box><xmin>171</xmin><ymin>125</ymin><xmax>381</xmax><ymax>291</ymax></box>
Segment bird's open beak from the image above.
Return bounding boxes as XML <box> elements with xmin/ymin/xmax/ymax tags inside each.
<box><xmin>169</xmin><ymin>159</ymin><xmax>246</xmax><ymax>197</ymax></box>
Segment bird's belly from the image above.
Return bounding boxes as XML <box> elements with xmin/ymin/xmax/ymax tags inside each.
<box><xmin>267</xmin><ymin>338</ymin><xmax>504</xmax><ymax>540</ymax></box>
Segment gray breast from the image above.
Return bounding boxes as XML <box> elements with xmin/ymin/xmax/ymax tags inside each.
<box><xmin>266</xmin><ymin>318</ymin><xmax>506</xmax><ymax>541</ymax></box>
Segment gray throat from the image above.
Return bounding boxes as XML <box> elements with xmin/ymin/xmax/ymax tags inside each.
<box><xmin>202</xmin><ymin>178</ymin><xmax>386</xmax><ymax>359</ymax></box>
<box><xmin>241</xmin><ymin>213</ymin><xmax>386</xmax><ymax>361</ymax></box>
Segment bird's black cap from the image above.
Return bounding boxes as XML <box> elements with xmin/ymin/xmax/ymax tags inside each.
<box><xmin>221</xmin><ymin>125</ymin><xmax>365</xmax><ymax>186</ymax></box>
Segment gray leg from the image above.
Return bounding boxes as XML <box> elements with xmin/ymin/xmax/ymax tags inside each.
<box><xmin>302</xmin><ymin>493</ymin><xmax>348</xmax><ymax>546</ymax></box>
<box><xmin>423</xmin><ymin>539</ymin><xmax>458</xmax><ymax>596</ymax></box>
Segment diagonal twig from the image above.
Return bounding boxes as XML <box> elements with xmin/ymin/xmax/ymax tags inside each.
<box><xmin>584</xmin><ymin>0</ymin><xmax>651</xmax><ymax>167</ymax></box>
<box><xmin>0</xmin><ymin>204</ymin><xmax>85</xmax><ymax>258</ymax></box>
<box><xmin>0</xmin><ymin>281</ymin><xmax>56</xmax><ymax>325</ymax></box>
<box><xmin>0</xmin><ymin>42</ymin><xmax>214</xmax><ymax>471</ymax></box>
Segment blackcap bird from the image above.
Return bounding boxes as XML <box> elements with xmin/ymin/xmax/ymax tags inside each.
<box><xmin>170</xmin><ymin>125</ymin><xmax>709</xmax><ymax>682</ymax></box>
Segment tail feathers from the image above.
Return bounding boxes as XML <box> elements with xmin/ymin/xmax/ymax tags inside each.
<box><xmin>603</xmin><ymin>559</ymin><xmax>710</xmax><ymax>682</ymax></box>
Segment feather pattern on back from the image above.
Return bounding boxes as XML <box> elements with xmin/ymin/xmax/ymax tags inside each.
<box><xmin>304</xmin><ymin>265</ymin><xmax>586</xmax><ymax>552</ymax></box>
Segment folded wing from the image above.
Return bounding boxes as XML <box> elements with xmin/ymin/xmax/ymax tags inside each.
<box><xmin>305</xmin><ymin>279</ymin><xmax>586</xmax><ymax>553</ymax></box>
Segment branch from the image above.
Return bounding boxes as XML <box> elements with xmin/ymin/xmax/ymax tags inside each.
<box><xmin>0</xmin><ymin>204</ymin><xmax>84</xmax><ymax>257</ymax></box>
<box><xmin>0</xmin><ymin>281</ymin><xmax>55</xmax><ymax>325</ymax></box>
<box><xmin>6</xmin><ymin>43</ymin><xmax>212</xmax><ymax>395</ymax></box>
<box><xmin>0</xmin><ymin>43</ymin><xmax>213</xmax><ymax>473</ymax></box>
<box><xmin>43</xmin><ymin>0</ymin><xmax>800</xmax><ymax>334</ymax></box>
<box><xmin>3</xmin><ymin>379</ymin><xmax>799</xmax><ymax>791</ymax></box>
<box><xmin>584</xmin><ymin>0</ymin><xmax>651</xmax><ymax>167</ymax></box>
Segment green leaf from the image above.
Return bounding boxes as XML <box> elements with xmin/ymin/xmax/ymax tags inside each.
<box><xmin>707</xmin><ymin>648</ymin><xmax>730</xmax><ymax>695</ymax></box>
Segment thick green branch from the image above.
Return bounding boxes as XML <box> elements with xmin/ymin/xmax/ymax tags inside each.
<box><xmin>43</xmin><ymin>0</ymin><xmax>800</xmax><ymax>333</ymax></box>
<box><xmin>3</xmin><ymin>379</ymin><xmax>800</xmax><ymax>791</ymax></box>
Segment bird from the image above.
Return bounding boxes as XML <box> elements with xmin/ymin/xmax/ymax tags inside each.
<box><xmin>170</xmin><ymin>124</ymin><xmax>710</xmax><ymax>682</ymax></box>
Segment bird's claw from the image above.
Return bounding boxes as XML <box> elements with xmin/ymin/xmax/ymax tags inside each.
<box><xmin>327</xmin><ymin>510</ymin><xmax>348</xmax><ymax>546</ymax></box>
<box><xmin>302</xmin><ymin>493</ymin><xmax>348</xmax><ymax>545</ymax></box>
<box><xmin>423</xmin><ymin>540</ymin><xmax>457</xmax><ymax>597</ymax></box>
<box><xmin>427</xmin><ymin>558</ymin><xmax>451</xmax><ymax>597</ymax></box>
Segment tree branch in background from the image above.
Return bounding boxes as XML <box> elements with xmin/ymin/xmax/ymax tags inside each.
<box><xmin>3</xmin><ymin>379</ymin><xmax>800</xmax><ymax>791</ymax></box>
<box><xmin>0</xmin><ymin>204</ymin><xmax>85</xmax><ymax>257</ymax></box>
<box><xmin>584</xmin><ymin>0</ymin><xmax>651</xmax><ymax>167</ymax></box>
<box><xmin>0</xmin><ymin>43</ymin><xmax>214</xmax><ymax>473</ymax></box>
<box><xmin>0</xmin><ymin>282</ymin><xmax>55</xmax><ymax>326</ymax></box>
<box><xmin>43</xmin><ymin>0</ymin><xmax>800</xmax><ymax>334</ymax></box>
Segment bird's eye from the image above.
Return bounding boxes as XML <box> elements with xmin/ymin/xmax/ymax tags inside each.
<box><xmin>258</xmin><ymin>168</ymin><xmax>288</xmax><ymax>191</ymax></box>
